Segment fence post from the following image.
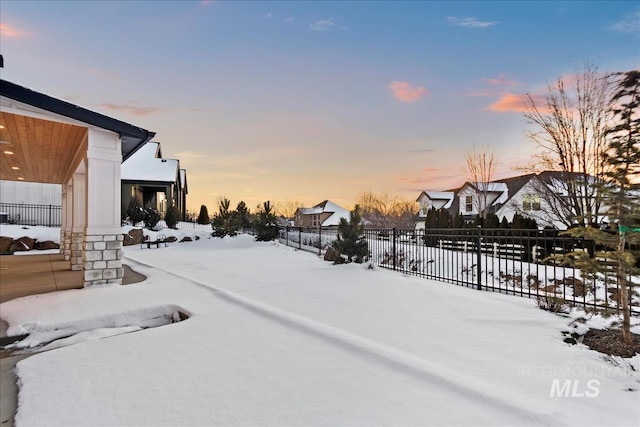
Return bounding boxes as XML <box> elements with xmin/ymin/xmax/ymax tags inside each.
<box><xmin>48</xmin><ymin>204</ymin><xmax>52</xmax><ymax>227</ymax></box>
<box><xmin>298</xmin><ymin>227</ymin><xmax>302</xmax><ymax>250</ymax></box>
<box><xmin>392</xmin><ymin>227</ymin><xmax>397</xmax><ymax>271</ymax></box>
<box><xmin>318</xmin><ymin>225</ymin><xmax>322</xmax><ymax>255</ymax></box>
<box><xmin>286</xmin><ymin>226</ymin><xmax>289</xmax><ymax>246</ymax></box>
<box><xmin>476</xmin><ymin>226</ymin><xmax>482</xmax><ymax>290</ymax></box>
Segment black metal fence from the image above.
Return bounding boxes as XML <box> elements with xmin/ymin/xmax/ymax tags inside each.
<box><xmin>0</xmin><ymin>203</ymin><xmax>61</xmax><ymax>227</ymax></box>
<box><xmin>278</xmin><ymin>226</ymin><xmax>639</xmax><ymax>315</ymax></box>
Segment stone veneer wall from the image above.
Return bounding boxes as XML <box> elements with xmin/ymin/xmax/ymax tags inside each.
<box><xmin>83</xmin><ymin>234</ymin><xmax>124</xmax><ymax>286</ymax></box>
<box><xmin>70</xmin><ymin>232</ymin><xmax>84</xmax><ymax>270</ymax></box>
<box><xmin>61</xmin><ymin>231</ymin><xmax>71</xmax><ymax>261</ymax></box>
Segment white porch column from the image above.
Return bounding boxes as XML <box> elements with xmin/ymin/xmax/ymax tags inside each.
<box><xmin>82</xmin><ymin>128</ymin><xmax>124</xmax><ymax>286</ymax></box>
<box><xmin>70</xmin><ymin>162</ymin><xmax>86</xmax><ymax>271</ymax></box>
<box><xmin>60</xmin><ymin>184</ymin><xmax>68</xmax><ymax>258</ymax></box>
<box><xmin>62</xmin><ymin>180</ymin><xmax>73</xmax><ymax>261</ymax></box>
<box><xmin>63</xmin><ymin>182</ymin><xmax>74</xmax><ymax>260</ymax></box>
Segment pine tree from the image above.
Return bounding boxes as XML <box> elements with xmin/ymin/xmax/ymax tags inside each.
<box><xmin>196</xmin><ymin>205</ymin><xmax>210</xmax><ymax>225</ymax></box>
<box><xmin>254</xmin><ymin>201</ymin><xmax>278</xmax><ymax>241</ymax></box>
<box><xmin>332</xmin><ymin>205</ymin><xmax>369</xmax><ymax>263</ymax></box>
<box><xmin>603</xmin><ymin>70</ymin><xmax>640</xmax><ymax>345</ymax></box>
<box><xmin>126</xmin><ymin>198</ymin><xmax>146</xmax><ymax>226</ymax></box>
<box><xmin>484</xmin><ymin>212</ymin><xmax>500</xmax><ymax>228</ymax></box>
<box><xmin>165</xmin><ymin>204</ymin><xmax>181</xmax><ymax>229</ymax></box>
<box><xmin>212</xmin><ymin>198</ymin><xmax>240</xmax><ymax>237</ymax></box>
<box><xmin>234</xmin><ymin>201</ymin><xmax>251</xmax><ymax>230</ymax></box>
<box><xmin>143</xmin><ymin>203</ymin><xmax>160</xmax><ymax>230</ymax></box>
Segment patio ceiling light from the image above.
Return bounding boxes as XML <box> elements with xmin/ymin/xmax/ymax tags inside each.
<box><xmin>0</xmin><ymin>140</ymin><xmax>10</xmax><ymax>145</ymax></box>
<box><xmin>3</xmin><ymin>150</ymin><xmax>13</xmax><ymax>155</ymax></box>
<box><xmin>11</xmin><ymin>166</ymin><xmax>20</xmax><ymax>170</ymax></box>
<box><xmin>17</xmin><ymin>177</ymin><xmax>24</xmax><ymax>180</ymax></box>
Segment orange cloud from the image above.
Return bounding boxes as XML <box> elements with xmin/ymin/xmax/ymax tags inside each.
<box><xmin>98</xmin><ymin>103</ymin><xmax>161</xmax><ymax>117</ymax></box>
<box><xmin>0</xmin><ymin>23</ymin><xmax>28</xmax><ymax>38</ymax></box>
<box><xmin>389</xmin><ymin>81</ymin><xmax>429</xmax><ymax>103</ymax></box>
<box><xmin>486</xmin><ymin>93</ymin><xmax>546</xmax><ymax>113</ymax></box>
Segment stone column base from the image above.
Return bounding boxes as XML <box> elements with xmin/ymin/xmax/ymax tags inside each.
<box><xmin>83</xmin><ymin>234</ymin><xmax>124</xmax><ymax>286</ymax></box>
<box><xmin>71</xmin><ymin>232</ymin><xmax>84</xmax><ymax>270</ymax></box>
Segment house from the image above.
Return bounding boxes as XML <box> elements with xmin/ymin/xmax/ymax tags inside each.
<box><xmin>294</xmin><ymin>200</ymin><xmax>350</xmax><ymax>228</ymax></box>
<box><xmin>121</xmin><ymin>141</ymin><xmax>188</xmax><ymax>221</ymax></box>
<box><xmin>1</xmin><ymin>78</ymin><xmax>154</xmax><ymax>286</ymax></box>
<box><xmin>414</xmin><ymin>191</ymin><xmax>456</xmax><ymax>230</ymax></box>
<box><xmin>414</xmin><ymin>171</ymin><xmax>609</xmax><ymax>230</ymax></box>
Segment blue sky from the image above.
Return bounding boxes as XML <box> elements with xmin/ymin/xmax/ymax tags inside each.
<box><xmin>1</xmin><ymin>1</ymin><xmax>638</xmax><ymax>213</ymax></box>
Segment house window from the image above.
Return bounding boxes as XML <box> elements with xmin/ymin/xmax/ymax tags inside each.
<box><xmin>465</xmin><ymin>196</ymin><xmax>473</xmax><ymax>212</ymax></box>
<box><xmin>523</xmin><ymin>194</ymin><xmax>541</xmax><ymax>211</ymax></box>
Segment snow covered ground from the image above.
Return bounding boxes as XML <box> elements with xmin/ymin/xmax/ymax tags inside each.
<box><xmin>1</xmin><ymin>231</ymin><xmax>639</xmax><ymax>426</ymax></box>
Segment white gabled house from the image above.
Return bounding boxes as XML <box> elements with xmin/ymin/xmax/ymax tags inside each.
<box><xmin>294</xmin><ymin>200</ymin><xmax>350</xmax><ymax>228</ymax></box>
<box><xmin>414</xmin><ymin>191</ymin><xmax>455</xmax><ymax>230</ymax></box>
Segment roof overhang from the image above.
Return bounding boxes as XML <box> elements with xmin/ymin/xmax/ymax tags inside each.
<box><xmin>1</xmin><ymin>79</ymin><xmax>155</xmax><ymax>162</ymax></box>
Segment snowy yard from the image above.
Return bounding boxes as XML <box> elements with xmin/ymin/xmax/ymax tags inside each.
<box><xmin>1</xmin><ymin>230</ymin><xmax>639</xmax><ymax>426</ymax></box>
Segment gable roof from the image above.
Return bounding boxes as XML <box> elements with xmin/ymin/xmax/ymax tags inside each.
<box><xmin>0</xmin><ymin>79</ymin><xmax>155</xmax><ymax>161</ymax></box>
<box><xmin>121</xmin><ymin>141</ymin><xmax>180</xmax><ymax>183</ymax></box>
<box><xmin>416</xmin><ymin>191</ymin><xmax>455</xmax><ymax>208</ymax></box>
<box><xmin>296</xmin><ymin>200</ymin><xmax>350</xmax><ymax>226</ymax></box>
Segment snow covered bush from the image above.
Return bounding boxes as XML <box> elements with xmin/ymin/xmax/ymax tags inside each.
<box><xmin>254</xmin><ymin>201</ymin><xmax>278</xmax><ymax>241</ymax></box>
<box><xmin>143</xmin><ymin>205</ymin><xmax>161</xmax><ymax>230</ymax></box>
<box><xmin>332</xmin><ymin>205</ymin><xmax>369</xmax><ymax>263</ymax></box>
<box><xmin>165</xmin><ymin>204</ymin><xmax>181</xmax><ymax>229</ymax></box>
<box><xmin>126</xmin><ymin>199</ymin><xmax>146</xmax><ymax>226</ymax></box>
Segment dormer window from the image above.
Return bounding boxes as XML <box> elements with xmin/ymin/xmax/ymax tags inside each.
<box><xmin>465</xmin><ymin>196</ymin><xmax>473</xmax><ymax>212</ymax></box>
<box><xmin>523</xmin><ymin>194</ymin><xmax>541</xmax><ymax>211</ymax></box>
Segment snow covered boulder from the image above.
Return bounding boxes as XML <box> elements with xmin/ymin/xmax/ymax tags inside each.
<box><xmin>123</xmin><ymin>229</ymin><xmax>146</xmax><ymax>246</ymax></box>
<box><xmin>9</xmin><ymin>236</ymin><xmax>35</xmax><ymax>252</ymax></box>
<box><xmin>324</xmin><ymin>247</ymin><xmax>338</xmax><ymax>262</ymax></box>
<box><xmin>179</xmin><ymin>236</ymin><xmax>192</xmax><ymax>243</ymax></box>
<box><xmin>34</xmin><ymin>240</ymin><xmax>60</xmax><ymax>250</ymax></box>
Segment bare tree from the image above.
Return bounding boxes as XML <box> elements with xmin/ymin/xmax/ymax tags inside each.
<box><xmin>464</xmin><ymin>144</ymin><xmax>498</xmax><ymax>218</ymax></box>
<box><xmin>356</xmin><ymin>191</ymin><xmax>417</xmax><ymax>228</ymax></box>
<box><xmin>274</xmin><ymin>200</ymin><xmax>303</xmax><ymax>219</ymax></box>
<box><xmin>523</xmin><ymin>62</ymin><xmax>613</xmax><ymax>227</ymax></box>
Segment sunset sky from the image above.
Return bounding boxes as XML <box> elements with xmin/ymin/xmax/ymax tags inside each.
<box><xmin>1</xmin><ymin>1</ymin><xmax>638</xmax><ymax>213</ymax></box>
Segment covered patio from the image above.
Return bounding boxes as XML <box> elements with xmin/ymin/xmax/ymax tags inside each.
<box><xmin>0</xmin><ymin>79</ymin><xmax>155</xmax><ymax>290</ymax></box>
<box><xmin>0</xmin><ymin>254</ymin><xmax>146</xmax><ymax>303</ymax></box>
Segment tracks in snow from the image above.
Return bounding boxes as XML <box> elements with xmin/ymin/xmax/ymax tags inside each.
<box><xmin>125</xmin><ymin>254</ymin><xmax>555</xmax><ymax>426</ymax></box>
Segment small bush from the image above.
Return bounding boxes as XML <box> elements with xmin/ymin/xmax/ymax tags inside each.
<box><xmin>126</xmin><ymin>198</ymin><xmax>146</xmax><ymax>225</ymax></box>
<box><xmin>254</xmin><ymin>201</ymin><xmax>278</xmax><ymax>241</ymax></box>
<box><xmin>333</xmin><ymin>205</ymin><xmax>368</xmax><ymax>263</ymax></box>
<box><xmin>165</xmin><ymin>204</ymin><xmax>181</xmax><ymax>229</ymax></box>
<box><xmin>197</xmin><ymin>205</ymin><xmax>210</xmax><ymax>225</ymax></box>
<box><xmin>144</xmin><ymin>205</ymin><xmax>161</xmax><ymax>230</ymax></box>
<box><xmin>536</xmin><ymin>295</ymin><xmax>566</xmax><ymax>313</ymax></box>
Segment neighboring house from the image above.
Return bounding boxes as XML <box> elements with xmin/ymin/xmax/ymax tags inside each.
<box><xmin>121</xmin><ymin>141</ymin><xmax>188</xmax><ymax>221</ymax></box>
<box><xmin>455</xmin><ymin>182</ymin><xmax>509</xmax><ymax>220</ymax></box>
<box><xmin>294</xmin><ymin>200</ymin><xmax>350</xmax><ymax>228</ymax></box>
<box><xmin>414</xmin><ymin>171</ymin><xmax>611</xmax><ymax>230</ymax></box>
<box><xmin>414</xmin><ymin>191</ymin><xmax>456</xmax><ymax>230</ymax></box>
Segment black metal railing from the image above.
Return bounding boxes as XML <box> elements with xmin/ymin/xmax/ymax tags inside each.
<box><xmin>0</xmin><ymin>203</ymin><xmax>61</xmax><ymax>227</ymax></box>
<box><xmin>278</xmin><ymin>226</ymin><xmax>638</xmax><ymax>315</ymax></box>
